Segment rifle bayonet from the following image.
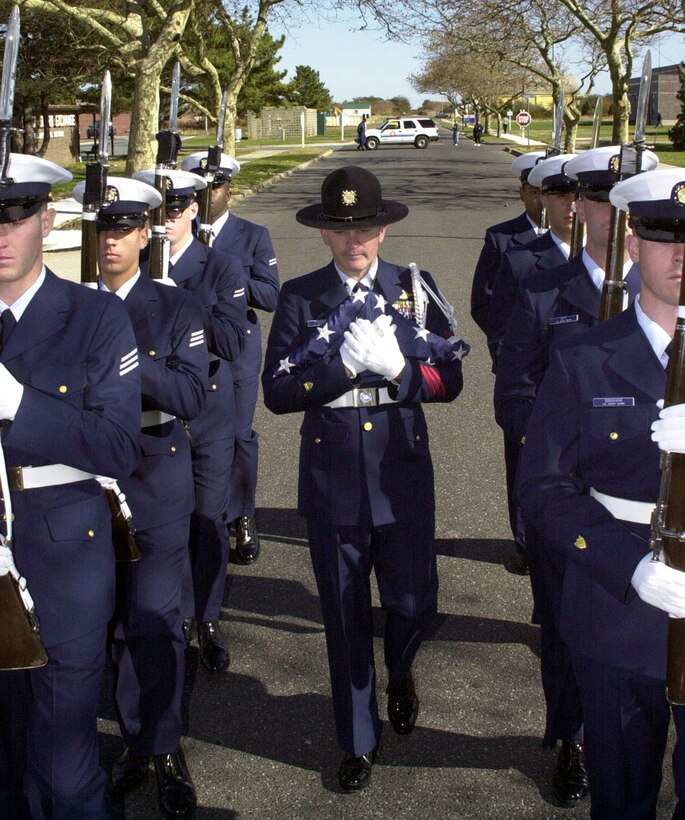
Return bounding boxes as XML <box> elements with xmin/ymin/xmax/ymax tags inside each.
<box><xmin>0</xmin><ymin>5</ymin><xmax>20</xmax><ymax>185</ymax></box>
<box><xmin>590</xmin><ymin>95</ymin><xmax>602</xmax><ymax>149</ymax></box>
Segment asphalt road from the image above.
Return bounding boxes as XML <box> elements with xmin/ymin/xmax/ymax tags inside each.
<box><xmin>82</xmin><ymin>138</ymin><xmax>677</xmax><ymax>818</ymax></box>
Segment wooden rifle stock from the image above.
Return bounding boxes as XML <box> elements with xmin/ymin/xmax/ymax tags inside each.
<box><xmin>598</xmin><ymin>208</ymin><xmax>628</xmax><ymax>321</ymax></box>
<box><xmin>0</xmin><ymin>573</ymin><xmax>48</xmax><ymax>669</ymax></box>
<box><xmin>105</xmin><ymin>487</ymin><xmax>141</xmax><ymax>563</ymax></box>
<box><xmin>80</xmin><ymin>161</ymin><xmax>106</xmax><ymax>285</ymax></box>
<box><xmin>148</xmin><ymin>130</ymin><xmax>181</xmax><ymax>279</ymax></box>
<box><xmin>654</xmin><ymin>254</ymin><xmax>685</xmax><ymax>703</ymax></box>
<box><xmin>569</xmin><ymin>210</ymin><xmax>585</xmax><ymax>258</ymax></box>
<box><xmin>198</xmin><ymin>144</ymin><xmax>223</xmax><ymax>246</ymax></box>
<box><xmin>147</xmin><ymin>171</ymin><xmax>169</xmax><ymax>280</ymax></box>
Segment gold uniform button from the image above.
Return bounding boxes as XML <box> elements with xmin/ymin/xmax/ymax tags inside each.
<box><xmin>59</xmin><ymin>385</ymin><xmax>68</xmax><ymax>394</ymax></box>
<box><xmin>314</xmin><ymin>437</ymin><xmax>321</xmax><ymax>444</ymax></box>
<box><xmin>609</xmin><ymin>432</ymin><xmax>619</xmax><ymax>440</ymax></box>
<box><xmin>303</xmin><ymin>382</ymin><xmax>314</xmax><ymax>391</ymax></box>
<box><xmin>170</xmin><ymin>446</ymin><xmax>177</xmax><ymax>453</ymax></box>
<box><xmin>415</xmin><ymin>434</ymin><xmax>421</xmax><ymax>441</ymax></box>
<box><xmin>211</xmin><ymin>384</ymin><xmax>217</xmax><ymax>391</ymax></box>
<box><xmin>574</xmin><ymin>535</ymin><xmax>587</xmax><ymax>550</ymax></box>
<box><xmin>149</xmin><ymin>350</ymin><xmax>156</xmax><ymax>356</ymax></box>
<box><xmin>521</xmin><ymin>435</ymin><xmax>526</xmax><ymax>445</ymax></box>
<box><xmin>363</xmin><ymin>422</ymin><xmax>373</xmax><ymax>431</ymax></box>
<box><xmin>88</xmin><ymin>529</ymin><xmax>95</xmax><ymax>538</ymax></box>
<box><xmin>246</xmin><ymin>329</ymin><xmax>252</xmax><ymax>334</ymax></box>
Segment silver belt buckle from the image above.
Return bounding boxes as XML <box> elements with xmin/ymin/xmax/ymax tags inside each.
<box><xmin>354</xmin><ymin>388</ymin><xmax>378</xmax><ymax>407</ymax></box>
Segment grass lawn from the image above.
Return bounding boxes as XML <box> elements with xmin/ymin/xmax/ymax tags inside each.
<box><xmin>485</xmin><ymin>118</ymin><xmax>685</xmax><ymax>167</ymax></box>
<box><xmin>50</xmin><ymin>146</ymin><xmax>331</xmax><ymax>204</ymax></box>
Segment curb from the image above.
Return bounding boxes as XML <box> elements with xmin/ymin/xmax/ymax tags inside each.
<box><xmin>44</xmin><ymin>149</ymin><xmax>336</xmax><ymax>251</ymax></box>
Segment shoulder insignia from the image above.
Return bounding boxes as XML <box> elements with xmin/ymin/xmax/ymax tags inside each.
<box><xmin>119</xmin><ymin>347</ymin><xmax>139</xmax><ymax>376</ymax></box>
<box><xmin>574</xmin><ymin>535</ymin><xmax>587</xmax><ymax>550</ymax></box>
<box><xmin>189</xmin><ymin>329</ymin><xmax>205</xmax><ymax>348</ymax></box>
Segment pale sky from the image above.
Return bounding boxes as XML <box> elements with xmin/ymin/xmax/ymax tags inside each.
<box><xmin>271</xmin><ymin>15</ymin><xmax>684</xmax><ymax>109</ymax></box>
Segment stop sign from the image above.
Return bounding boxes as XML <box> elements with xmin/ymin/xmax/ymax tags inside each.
<box><xmin>516</xmin><ymin>110</ymin><xmax>532</xmax><ymax>128</ymax></box>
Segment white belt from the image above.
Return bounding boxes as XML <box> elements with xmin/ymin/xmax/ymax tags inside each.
<box><xmin>141</xmin><ymin>410</ymin><xmax>176</xmax><ymax>428</ymax></box>
<box><xmin>326</xmin><ymin>387</ymin><xmax>396</xmax><ymax>409</ymax></box>
<box><xmin>8</xmin><ymin>464</ymin><xmax>95</xmax><ymax>492</ymax></box>
<box><xmin>590</xmin><ymin>488</ymin><xmax>654</xmax><ymax>525</ymax></box>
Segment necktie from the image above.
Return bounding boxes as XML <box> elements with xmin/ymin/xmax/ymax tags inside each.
<box><xmin>1</xmin><ymin>309</ymin><xmax>16</xmax><ymax>350</ymax></box>
<box><xmin>665</xmin><ymin>341</ymin><xmax>674</xmax><ymax>370</ymax></box>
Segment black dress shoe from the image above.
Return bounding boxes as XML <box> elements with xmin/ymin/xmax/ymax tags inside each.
<box><xmin>181</xmin><ymin>617</ymin><xmax>195</xmax><ymax>647</ymax></box>
<box><xmin>234</xmin><ymin>516</ymin><xmax>260</xmax><ymax>564</ymax></box>
<box><xmin>110</xmin><ymin>748</ymin><xmax>150</xmax><ymax>794</ymax></box>
<box><xmin>508</xmin><ymin>550</ymin><xmax>529</xmax><ymax>576</ymax></box>
<box><xmin>552</xmin><ymin>741</ymin><xmax>589</xmax><ymax>806</ymax></box>
<box><xmin>198</xmin><ymin>620</ymin><xmax>229</xmax><ymax>672</ymax></box>
<box><xmin>387</xmin><ymin>672</ymin><xmax>419</xmax><ymax>735</ymax></box>
<box><xmin>338</xmin><ymin>739</ymin><xmax>381</xmax><ymax>791</ymax></box>
<box><xmin>154</xmin><ymin>748</ymin><xmax>196</xmax><ymax>818</ymax></box>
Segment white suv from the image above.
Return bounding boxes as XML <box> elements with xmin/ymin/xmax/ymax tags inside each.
<box><xmin>363</xmin><ymin>118</ymin><xmax>439</xmax><ymax>150</ymax></box>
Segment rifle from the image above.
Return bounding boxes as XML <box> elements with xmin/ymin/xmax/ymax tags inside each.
<box><xmin>570</xmin><ymin>96</ymin><xmax>603</xmax><ymax>258</ymax></box>
<box><xmin>79</xmin><ymin>72</ymin><xmax>140</xmax><ymax>563</ymax></box>
<box><xmin>0</xmin><ymin>5</ymin><xmax>48</xmax><ymax>670</ymax></box>
<box><xmin>81</xmin><ymin>70</ymin><xmax>111</xmax><ymax>287</ymax></box>
<box><xmin>538</xmin><ymin>91</ymin><xmax>564</xmax><ymax>233</ymax></box>
<box><xmin>148</xmin><ymin>61</ymin><xmax>182</xmax><ymax>280</ymax></box>
<box><xmin>650</xmin><ymin>248</ymin><xmax>685</xmax><ymax>703</ymax></box>
<box><xmin>599</xmin><ymin>52</ymin><xmax>652</xmax><ymax>321</ymax></box>
<box><xmin>198</xmin><ymin>90</ymin><xmax>228</xmax><ymax>246</ymax></box>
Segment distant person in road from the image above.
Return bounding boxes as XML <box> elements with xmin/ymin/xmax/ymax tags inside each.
<box><xmin>473</xmin><ymin>121</ymin><xmax>483</xmax><ymax>146</ymax></box>
<box><xmin>357</xmin><ymin>115</ymin><xmax>367</xmax><ymax>151</ymax></box>
<box><xmin>262</xmin><ymin>165</ymin><xmax>468</xmax><ymax>792</ymax></box>
<box><xmin>452</xmin><ymin>121</ymin><xmax>460</xmax><ymax>146</ymax></box>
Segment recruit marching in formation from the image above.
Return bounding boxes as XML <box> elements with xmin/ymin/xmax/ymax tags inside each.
<box><xmin>469</xmin><ymin>74</ymin><xmax>685</xmax><ymax>812</ymax></box>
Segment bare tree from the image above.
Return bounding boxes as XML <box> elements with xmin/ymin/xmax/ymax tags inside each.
<box><xmin>552</xmin><ymin>0</ymin><xmax>684</xmax><ymax>142</ymax></box>
<box><xmin>16</xmin><ymin>0</ymin><xmax>193</xmax><ymax>173</ymax></box>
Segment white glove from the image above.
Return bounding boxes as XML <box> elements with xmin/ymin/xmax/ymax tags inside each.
<box><xmin>0</xmin><ymin>363</ymin><xmax>23</xmax><ymax>420</ymax></box>
<box><xmin>631</xmin><ymin>552</ymin><xmax>685</xmax><ymax>618</ymax></box>
<box><xmin>343</xmin><ymin>317</ymin><xmax>406</xmax><ymax>381</ymax></box>
<box><xmin>339</xmin><ymin>339</ymin><xmax>365</xmax><ymax>379</ymax></box>
<box><xmin>651</xmin><ymin>400</ymin><xmax>685</xmax><ymax>453</ymax></box>
<box><xmin>0</xmin><ymin>542</ymin><xmax>16</xmax><ymax>577</ymax></box>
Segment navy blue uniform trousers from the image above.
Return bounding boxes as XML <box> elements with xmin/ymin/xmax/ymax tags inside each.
<box><xmin>307</xmin><ymin>514</ymin><xmax>437</xmax><ymax>757</ymax></box>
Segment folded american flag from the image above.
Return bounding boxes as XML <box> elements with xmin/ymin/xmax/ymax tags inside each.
<box><xmin>274</xmin><ymin>288</ymin><xmax>469</xmax><ymax>377</ymax></box>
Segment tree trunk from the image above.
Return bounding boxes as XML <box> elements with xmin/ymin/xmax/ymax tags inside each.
<box><xmin>224</xmin><ymin>91</ymin><xmax>238</xmax><ymax>157</ymax></box>
<box><xmin>606</xmin><ymin>42</ymin><xmax>630</xmax><ymax>143</ymax></box>
<box><xmin>126</xmin><ymin>58</ymin><xmax>162</xmax><ymax>174</ymax></box>
<box><xmin>21</xmin><ymin>97</ymin><xmax>36</xmax><ymax>155</ymax></box>
<box><xmin>37</xmin><ymin>90</ymin><xmax>50</xmax><ymax>158</ymax></box>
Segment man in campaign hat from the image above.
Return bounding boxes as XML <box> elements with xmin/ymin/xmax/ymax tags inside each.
<box><xmin>134</xmin><ymin>167</ymin><xmax>248</xmax><ymax>673</ymax></box>
<box><xmin>517</xmin><ymin>167</ymin><xmax>685</xmax><ymax>817</ymax></box>
<box><xmin>263</xmin><ymin>165</ymin><xmax>467</xmax><ymax>790</ymax></box>
<box><xmin>73</xmin><ymin>175</ymin><xmax>208</xmax><ymax>817</ymax></box>
<box><xmin>0</xmin><ymin>156</ymin><xmax>141</xmax><ymax>818</ymax></box>
<box><xmin>182</xmin><ymin>151</ymin><xmax>280</xmax><ymax>565</ymax></box>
